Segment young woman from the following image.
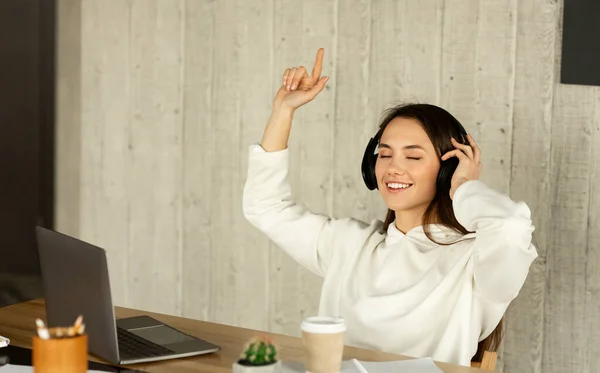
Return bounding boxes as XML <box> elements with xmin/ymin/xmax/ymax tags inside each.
<box><xmin>242</xmin><ymin>48</ymin><xmax>537</xmax><ymax>366</ymax></box>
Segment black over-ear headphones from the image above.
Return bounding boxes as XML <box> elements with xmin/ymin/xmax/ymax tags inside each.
<box><xmin>361</xmin><ymin>116</ymin><xmax>468</xmax><ymax>191</ymax></box>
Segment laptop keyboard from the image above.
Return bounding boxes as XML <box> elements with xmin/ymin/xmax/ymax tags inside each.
<box><xmin>117</xmin><ymin>328</ymin><xmax>174</xmax><ymax>359</ymax></box>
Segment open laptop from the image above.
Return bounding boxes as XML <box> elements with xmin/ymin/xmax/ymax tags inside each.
<box><xmin>35</xmin><ymin>226</ymin><xmax>220</xmax><ymax>365</ymax></box>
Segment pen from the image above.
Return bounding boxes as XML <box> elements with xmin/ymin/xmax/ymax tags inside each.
<box><xmin>351</xmin><ymin>359</ymin><xmax>369</xmax><ymax>373</ymax></box>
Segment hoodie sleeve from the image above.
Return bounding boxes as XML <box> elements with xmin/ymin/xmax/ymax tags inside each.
<box><xmin>452</xmin><ymin>180</ymin><xmax>538</xmax><ymax>304</ymax></box>
<box><xmin>242</xmin><ymin>144</ymin><xmax>369</xmax><ymax>277</ymax></box>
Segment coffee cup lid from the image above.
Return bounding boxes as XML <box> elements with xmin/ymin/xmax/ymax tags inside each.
<box><xmin>301</xmin><ymin>316</ymin><xmax>346</xmax><ymax>334</ymax></box>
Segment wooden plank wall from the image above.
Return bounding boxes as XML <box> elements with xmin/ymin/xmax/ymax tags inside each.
<box><xmin>503</xmin><ymin>0</ymin><xmax>557</xmax><ymax>371</ymax></box>
<box><xmin>55</xmin><ymin>0</ymin><xmax>600</xmax><ymax>372</ymax></box>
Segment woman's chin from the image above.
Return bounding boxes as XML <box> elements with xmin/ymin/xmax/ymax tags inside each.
<box><xmin>386</xmin><ymin>204</ymin><xmax>415</xmax><ymax>213</ymax></box>
<box><xmin>383</xmin><ymin>197</ymin><xmax>431</xmax><ymax>214</ymax></box>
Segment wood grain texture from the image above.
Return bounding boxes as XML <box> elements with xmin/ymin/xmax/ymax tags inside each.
<box><xmin>79</xmin><ymin>0</ymin><xmax>131</xmax><ymax>307</ymax></box>
<box><xmin>55</xmin><ymin>0</ymin><xmax>81</xmax><ymax>237</ymax></box>
<box><xmin>543</xmin><ymin>4</ymin><xmax>595</xmax><ymax>372</ymax></box>
<box><xmin>472</xmin><ymin>0</ymin><xmax>518</xmax><ymax>196</ymax></box>
<box><xmin>503</xmin><ymin>0</ymin><xmax>558</xmax><ymax>371</ymax></box>
<box><xmin>208</xmin><ymin>0</ymin><xmax>245</xmax><ymax>326</ymax></box>
<box><xmin>181</xmin><ymin>0</ymin><xmax>215</xmax><ymax>322</ymax></box>
<box><xmin>439</xmin><ymin>0</ymin><xmax>479</xmax><ymax>133</ymax></box>
<box><xmin>441</xmin><ymin>0</ymin><xmax>516</xmax><ymax>194</ymax></box>
<box><xmin>269</xmin><ymin>0</ymin><xmax>304</xmax><ymax>335</ymax></box>
<box><xmin>584</xmin><ymin>88</ymin><xmax>600</xmax><ymax>373</ymax></box>
<box><xmin>396</xmin><ymin>0</ymin><xmax>443</xmax><ymax>104</ymax></box>
<box><xmin>333</xmin><ymin>0</ymin><xmax>376</xmax><ymax>223</ymax></box>
<box><xmin>235</xmin><ymin>0</ymin><xmax>273</xmax><ymax>331</ymax></box>
<box><xmin>269</xmin><ymin>0</ymin><xmax>337</xmax><ymax>336</ymax></box>
<box><xmin>128</xmin><ymin>0</ymin><xmax>184</xmax><ymax>314</ymax></box>
<box><xmin>293</xmin><ymin>0</ymin><xmax>337</xmax><ymax>333</ymax></box>
<box><xmin>544</xmin><ymin>86</ymin><xmax>593</xmax><ymax>373</ymax></box>
<box><xmin>0</xmin><ymin>300</ymin><xmax>491</xmax><ymax>373</ymax></box>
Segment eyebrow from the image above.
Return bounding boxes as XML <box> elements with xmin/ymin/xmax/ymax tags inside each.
<box><xmin>379</xmin><ymin>143</ymin><xmax>425</xmax><ymax>150</ymax></box>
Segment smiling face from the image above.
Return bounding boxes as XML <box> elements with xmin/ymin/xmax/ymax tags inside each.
<box><xmin>374</xmin><ymin>117</ymin><xmax>441</xmax><ymax>218</ymax></box>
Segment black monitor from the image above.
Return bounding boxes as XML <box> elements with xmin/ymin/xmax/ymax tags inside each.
<box><xmin>0</xmin><ymin>0</ymin><xmax>55</xmax><ymax>308</ymax></box>
<box><xmin>0</xmin><ymin>226</ymin><xmax>44</xmax><ymax>308</ymax></box>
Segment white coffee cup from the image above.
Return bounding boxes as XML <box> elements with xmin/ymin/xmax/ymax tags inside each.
<box><xmin>301</xmin><ymin>316</ymin><xmax>346</xmax><ymax>373</ymax></box>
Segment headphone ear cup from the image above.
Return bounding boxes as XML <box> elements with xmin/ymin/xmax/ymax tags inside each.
<box><xmin>368</xmin><ymin>154</ymin><xmax>378</xmax><ymax>190</ymax></box>
<box><xmin>437</xmin><ymin>157</ymin><xmax>459</xmax><ymax>191</ymax></box>
<box><xmin>438</xmin><ymin>121</ymin><xmax>466</xmax><ymax>191</ymax></box>
<box><xmin>362</xmin><ymin>137</ymin><xmax>379</xmax><ymax>190</ymax></box>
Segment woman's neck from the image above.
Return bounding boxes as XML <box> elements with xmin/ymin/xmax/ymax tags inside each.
<box><xmin>393</xmin><ymin>207</ymin><xmax>431</xmax><ymax>234</ymax></box>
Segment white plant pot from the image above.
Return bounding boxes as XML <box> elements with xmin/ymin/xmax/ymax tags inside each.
<box><xmin>232</xmin><ymin>360</ymin><xmax>282</xmax><ymax>373</ymax></box>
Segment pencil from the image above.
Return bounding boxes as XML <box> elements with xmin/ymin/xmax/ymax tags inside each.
<box><xmin>73</xmin><ymin>315</ymin><xmax>83</xmax><ymax>335</ymax></box>
<box><xmin>35</xmin><ymin>319</ymin><xmax>50</xmax><ymax>340</ymax></box>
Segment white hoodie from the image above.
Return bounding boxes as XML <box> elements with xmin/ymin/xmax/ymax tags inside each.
<box><xmin>242</xmin><ymin>144</ymin><xmax>537</xmax><ymax>366</ymax></box>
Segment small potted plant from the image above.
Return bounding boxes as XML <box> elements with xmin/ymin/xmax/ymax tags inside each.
<box><xmin>232</xmin><ymin>336</ymin><xmax>281</xmax><ymax>373</ymax></box>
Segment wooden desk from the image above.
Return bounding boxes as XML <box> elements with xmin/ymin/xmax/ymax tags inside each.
<box><xmin>0</xmin><ymin>300</ymin><xmax>487</xmax><ymax>373</ymax></box>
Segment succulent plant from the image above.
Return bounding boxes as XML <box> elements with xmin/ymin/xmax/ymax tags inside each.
<box><xmin>239</xmin><ymin>336</ymin><xmax>278</xmax><ymax>366</ymax></box>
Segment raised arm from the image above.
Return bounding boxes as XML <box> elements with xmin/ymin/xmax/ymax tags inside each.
<box><xmin>243</xmin><ymin>49</ymin><xmax>368</xmax><ymax>277</ymax></box>
<box><xmin>243</xmin><ymin>144</ymin><xmax>366</xmax><ymax>278</ymax></box>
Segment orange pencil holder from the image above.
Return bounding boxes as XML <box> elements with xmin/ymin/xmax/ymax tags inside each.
<box><xmin>32</xmin><ymin>334</ymin><xmax>88</xmax><ymax>373</ymax></box>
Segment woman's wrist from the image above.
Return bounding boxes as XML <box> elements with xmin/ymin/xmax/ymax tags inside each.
<box><xmin>272</xmin><ymin>100</ymin><xmax>295</xmax><ymax>118</ymax></box>
<box><xmin>260</xmin><ymin>106</ymin><xmax>295</xmax><ymax>152</ymax></box>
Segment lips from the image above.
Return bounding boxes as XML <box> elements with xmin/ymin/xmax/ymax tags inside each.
<box><xmin>385</xmin><ymin>181</ymin><xmax>413</xmax><ymax>193</ymax></box>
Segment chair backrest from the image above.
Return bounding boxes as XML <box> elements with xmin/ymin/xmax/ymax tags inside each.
<box><xmin>470</xmin><ymin>351</ymin><xmax>497</xmax><ymax>370</ymax></box>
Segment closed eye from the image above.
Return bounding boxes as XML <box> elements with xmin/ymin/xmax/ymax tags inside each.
<box><xmin>378</xmin><ymin>154</ymin><xmax>391</xmax><ymax>158</ymax></box>
<box><xmin>407</xmin><ymin>157</ymin><xmax>421</xmax><ymax>160</ymax></box>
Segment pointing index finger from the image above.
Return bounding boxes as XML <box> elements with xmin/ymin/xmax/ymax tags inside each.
<box><xmin>311</xmin><ymin>48</ymin><xmax>324</xmax><ymax>80</ymax></box>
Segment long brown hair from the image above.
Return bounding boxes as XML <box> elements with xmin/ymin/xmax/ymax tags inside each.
<box><xmin>376</xmin><ymin>103</ymin><xmax>503</xmax><ymax>363</ymax></box>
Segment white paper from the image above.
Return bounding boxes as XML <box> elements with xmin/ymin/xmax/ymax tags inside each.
<box><xmin>281</xmin><ymin>357</ymin><xmax>443</xmax><ymax>373</ymax></box>
<box><xmin>281</xmin><ymin>360</ymin><xmax>363</xmax><ymax>373</ymax></box>
<box><xmin>358</xmin><ymin>357</ymin><xmax>443</xmax><ymax>373</ymax></box>
<box><xmin>0</xmin><ymin>364</ymin><xmax>109</xmax><ymax>373</ymax></box>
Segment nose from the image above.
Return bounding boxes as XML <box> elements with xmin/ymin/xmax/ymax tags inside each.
<box><xmin>386</xmin><ymin>158</ymin><xmax>407</xmax><ymax>176</ymax></box>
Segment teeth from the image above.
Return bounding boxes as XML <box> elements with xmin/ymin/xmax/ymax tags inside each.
<box><xmin>387</xmin><ymin>183</ymin><xmax>411</xmax><ymax>189</ymax></box>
